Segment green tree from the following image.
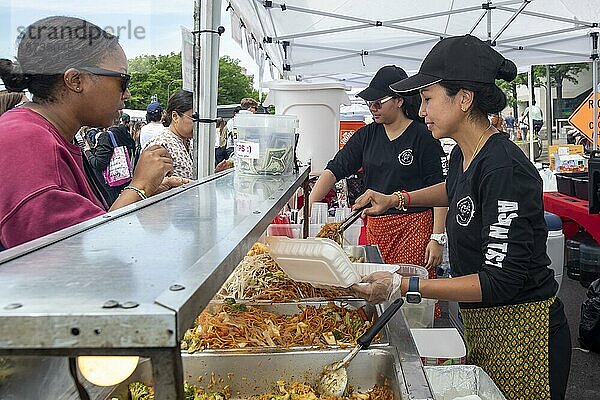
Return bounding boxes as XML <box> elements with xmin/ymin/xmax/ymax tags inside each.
<box><xmin>126</xmin><ymin>52</ymin><xmax>182</xmax><ymax>109</ymax></box>
<box><xmin>126</xmin><ymin>54</ymin><xmax>260</xmax><ymax>109</ymax></box>
<box><xmin>218</xmin><ymin>56</ymin><xmax>259</xmax><ymax>105</ymax></box>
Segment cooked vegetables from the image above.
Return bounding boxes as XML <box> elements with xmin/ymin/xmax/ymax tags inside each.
<box><xmin>128</xmin><ymin>380</ymin><xmax>394</xmax><ymax>400</ymax></box>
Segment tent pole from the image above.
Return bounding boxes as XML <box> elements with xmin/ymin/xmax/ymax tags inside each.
<box><xmin>546</xmin><ymin>65</ymin><xmax>553</xmax><ymax>148</ymax></box>
<box><xmin>528</xmin><ymin>67</ymin><xmax>535</xmax><ymax>162</ymax></box>
<box><xmin>194</xmin><ymin>0</ymin><xmax>222</xmax><ymax>178</ymax></box>
<box><xmin>593</xmin><ymin>58</ymin><xmax>598</xmax><ymax>150</ymax></box>
<box><xmin>592</xmin><ymin>28</ymin><xmax>599</xmax><ymax>150</ymax></box>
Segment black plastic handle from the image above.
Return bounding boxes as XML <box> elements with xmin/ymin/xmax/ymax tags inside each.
<box><xmin>357</xmin><ymin>297</ymin><xmax>404</xmax><ymax>349</ymax></box>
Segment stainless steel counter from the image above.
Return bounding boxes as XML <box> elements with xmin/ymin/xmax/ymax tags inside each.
<box><xmin>0</xmin><ymin>167</ymin><xmax>310</xmax><ymax>399</ymax></box>
<box><xmin>0</xmin><ymin>165</ymin><xmax>435</xmax><ymax>400</ymax></box>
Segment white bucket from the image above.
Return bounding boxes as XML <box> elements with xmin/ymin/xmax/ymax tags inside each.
<box><xmin>264</xmin><ymin>81</ymin><xmax>351</xmax><ymax>174</ymax></box>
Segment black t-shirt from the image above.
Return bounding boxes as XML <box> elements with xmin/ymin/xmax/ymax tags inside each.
<box><xmin>326</xmin><ymin>121</ymin><xmax>446</xmax><ymax>214</ymax></box>
<box><xmin>446</xmin><ymin>132</ymin><xmax>557</xmax><ymax>309</ymax></box>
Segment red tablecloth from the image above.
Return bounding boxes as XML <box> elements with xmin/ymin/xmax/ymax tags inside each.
<box><xmin>543</xmin><ymin>192</ymin><xmax>600</xmax><ymax>242</ymax></box>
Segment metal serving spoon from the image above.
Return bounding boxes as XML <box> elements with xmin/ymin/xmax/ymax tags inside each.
<box><xmin>317</xmin><ymin>297</ymin><xmax>404</xmax><ymax>397</ymax></box>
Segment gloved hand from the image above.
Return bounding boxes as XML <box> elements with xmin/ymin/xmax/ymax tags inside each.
<box><xmin>350</xmin><ymin>271</ymin><xmax>402</xmax><ymax>304</ymax></box>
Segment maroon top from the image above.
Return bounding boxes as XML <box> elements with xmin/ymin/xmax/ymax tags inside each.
<box><xmin>0</xmin><ymin>108</ymin><xmax>105</xmax><ymax>248</ymax></box>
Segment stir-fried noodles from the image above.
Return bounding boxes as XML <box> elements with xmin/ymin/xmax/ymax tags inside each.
<box><xmin>316</xmin><ymin>222</ymin><xmax>343</xmax><ymax>245</ymax></box>
<box><xmin>217</xmin><ymin>253</ymin><xmax>350</xmax><ymax>302</ymax></box>
<box><xmin>182</xmin><ymin>301</ymin><xmax>374</xmax><ymax>353</ymax></box>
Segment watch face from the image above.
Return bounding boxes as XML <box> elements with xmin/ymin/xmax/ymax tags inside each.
<box><xmin>406</xmin><ymin>292</ymin><xmax>421</xmax><ymax>304</ymax></box>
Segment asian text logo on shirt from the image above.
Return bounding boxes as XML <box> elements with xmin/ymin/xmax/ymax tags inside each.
<box><xmin>456</xmin><ymin>196</ymin><xmax>475</xmax><ymax>226</ymax></box>
<box><xmin>485</xmin><ymin>200</ymin><xmax>519</xmax><ymax>269</ymax></box>
<box><xmin>398</xmin><ymin>149</ymin><xmax>413</xmax><ymax>166</ymax></box>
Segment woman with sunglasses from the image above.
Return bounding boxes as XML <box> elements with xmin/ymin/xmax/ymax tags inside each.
<box><xmin>0</xmin><ymin>16</ymin><xmax>186</xmax><ymax>249</ymax></box>
<box><xmin>309</xmin><ymin>65</ymin><xmax>447</xmax><ymax>274</ymax></box>
<box><xmin>351</xmin><ymin>36</ymin><xmax>570</xmax><ymax>400</ymax></box>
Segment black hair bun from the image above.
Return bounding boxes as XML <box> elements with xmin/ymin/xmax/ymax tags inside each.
<box><xmin>0</xmin><ymin>59</ymin><xmax>30</xmax><ymax>92</ymax></box>
<box><xmin>497</xmin><ymin>59</ymin><xmax>517</xmax><ymax>82</ymax></box>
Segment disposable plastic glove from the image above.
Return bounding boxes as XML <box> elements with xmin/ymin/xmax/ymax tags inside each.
<box><xmin>350</xmin><ymin>271</ymin><xmax>402</xmax><ymax>304</ymax></box>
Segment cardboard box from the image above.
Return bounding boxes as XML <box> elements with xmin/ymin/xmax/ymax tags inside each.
<box><xmin>549</xmin><ymin>144</ymin><xmax>584</xmax><ymax>171</ymax></box>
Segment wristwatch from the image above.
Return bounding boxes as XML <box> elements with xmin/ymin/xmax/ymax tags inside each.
<box><xmin>430</xmin><ymin>232</ymin><xmax>447</xmax><ymax>246</ymax></box>
<box><xmin>406</xmin><ymin>276</ymin><xmax>422</xmax><ymax>304</ymax></box>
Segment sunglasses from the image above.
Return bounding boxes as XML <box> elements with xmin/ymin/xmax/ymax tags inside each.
<box><xmin>365</xmin><ymin>96</ymin><xmax>396</xmax><ymax>109</ymax></box>
<box><xmin>78</xmin><ymin>67</ymin><xmax>131</xmax><ymax>92</ymax></box>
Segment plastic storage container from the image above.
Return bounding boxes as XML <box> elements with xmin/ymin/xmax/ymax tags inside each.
<box><xmin>411</xmin><ymin>328</ymin><xmax>466</xmax><ymax>366</ymax></box>
<box><xmin>555</xmin><ymin>172</ymin><xmax>588</xmax><ymax>197</ymax></box>
<box><xmin>368</xmin><ymin>263</ymin><xmax>432</xmax><ymax>328</ymax></box>
<box><xmin>544</xmin><ymin>211</ymin><xmax>564</xmax><ymax>290</ymax></box>
<box><xmin>573</xmin><ymin>176</ymin><xmax>589</xmax><ymax>200</ymax></box>
<box><xmin>580</xmin><ymin>242</ymin><xmax>600</xmax><ymax>288</ymax></box>
<box><xmin>263</xmin><ymin>81</ymin><xmax>351</xmax><ymax>174</ymax></box>
<box><xmin>234</xmin><ymin>114</ymin><xmax>298</xmax><ymax>176</ymax></box>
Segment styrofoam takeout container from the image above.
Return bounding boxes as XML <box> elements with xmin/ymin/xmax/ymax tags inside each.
<box><xmin>266</xmin><ymin>236</ymin><xmax>360</xmax><ymax>288</ymax></box>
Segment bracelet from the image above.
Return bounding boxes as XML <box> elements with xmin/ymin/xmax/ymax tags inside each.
<box><xmin>401</xmin><ymin>190</ymin><xmax>411</xmax><ymax>207</ymax></box>
<box><xmin>123</xmin><ymin>186</ymin><xmax>147</xmax><ymax>200</ymax></box>
<box><xmin>393</xmin><ymin>191</ymin><xmax>407</xmax><ymax>211</ymax></box>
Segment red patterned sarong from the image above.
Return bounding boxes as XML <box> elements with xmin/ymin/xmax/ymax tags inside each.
<box><xmin>367</xmin><ymin>210</ymin><xmax>441</xmax><ymax>318</ymax></box>
<box><xmin>366</xmin><ymin>210</ymin><xmax>433</xmax><ymax>266</ymax></box>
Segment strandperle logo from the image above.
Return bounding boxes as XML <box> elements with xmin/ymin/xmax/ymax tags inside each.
<box><xmin>16</xmin><ymin>19</ymin><xmax>147</xmax><ymax>44</ymax></box>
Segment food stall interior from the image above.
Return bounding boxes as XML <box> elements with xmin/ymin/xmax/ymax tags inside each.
<box><xmin>0</xmin><ymin>166</ymin><xmax>433</xmax><ymax>400</ymax></box>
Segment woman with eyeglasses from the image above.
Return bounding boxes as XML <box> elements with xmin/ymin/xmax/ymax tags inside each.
<box><xmin>309</xmin><ymin>65</ymin><xmax>447</xmax><ymax>274</ymax></box>
<box><xmin>351</xmin><ymin>36</ymin><xmax>570</xmax><ymax>400</ymax></box>
<box><xmin>0</xmin><ymin>16</ymin><xmax>187</xmax><ymax>249</ymax></box>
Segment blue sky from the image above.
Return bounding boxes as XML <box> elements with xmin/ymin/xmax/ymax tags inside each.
<box><xmin>0</xmin><ymin>0</ymin><xmax>259</xmax><ymax>83</ymax></box>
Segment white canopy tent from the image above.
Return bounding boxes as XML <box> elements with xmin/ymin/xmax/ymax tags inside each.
<box><xmin>194</xmin><ymin>0</ymin><xmax>600</xmax><ymax>177</ymax></box>
<box><xmin>226</xmin><ymin>0</ymin><xmax>598</xmax><ymax>83</ymax></box>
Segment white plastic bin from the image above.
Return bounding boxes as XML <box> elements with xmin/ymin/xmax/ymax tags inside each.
<box><xmin>411</xmin><ymin>328</ymin><xmax>466</xmax><ymax>366</ymax></box>
<box><xmin>263</xmin><ymin>81</ymin><xmax>351</xmax><ymax>174</ymax></box>
<box><xmin>234</xmin><ymin>114</ymin><xmax>298</xmax><ymax>176</ymax></box>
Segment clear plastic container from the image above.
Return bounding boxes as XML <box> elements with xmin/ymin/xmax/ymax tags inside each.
<box><xmin>402</xmin><ymin>298</ymin><xmax>437</xmax><ymax>328</ymax></box>
<box><xmin>234</xmin><ymin>114</ymin><xmax>298</xmax><ymax>176</ymax></box>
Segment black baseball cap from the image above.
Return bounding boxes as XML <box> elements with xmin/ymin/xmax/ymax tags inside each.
<box><xmin>356</xmin><ymin>65</ymin><xmax>408</xmax><ymax>101</ymax></box>
<box><xmin>390</xmin><ymin>35</ymin><xmax>516</xmax><ymax>94</ymax></box>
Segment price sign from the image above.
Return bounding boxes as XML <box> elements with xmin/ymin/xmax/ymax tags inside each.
<box><xmin>236</xmin><ymin>140</ymin><xmax>260</xmax><ymax>159</ymax></box>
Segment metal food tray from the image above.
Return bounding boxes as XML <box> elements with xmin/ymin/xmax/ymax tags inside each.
<box><xmin>105</xmin><ymin>348</ymin><xmax>406</xmax><ymax>399</ymax></box>
<box><xmin>185</xmin><ymin>300</ymin><xmax>390</xmax><ymax>352</ymax></box>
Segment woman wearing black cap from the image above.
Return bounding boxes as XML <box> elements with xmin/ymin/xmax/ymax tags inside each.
<box><xmin>309</xmin><ymin>65</ymin><xmax>447</xmax><ymax>273</ymax></box>
<box><xmin>351</xmin><ymin>35</ymin><xmax>570</xmax><ymax>400</ymax></box>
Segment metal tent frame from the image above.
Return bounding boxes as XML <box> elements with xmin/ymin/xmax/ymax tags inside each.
<box><xmin>211</xmin><ymin>0</ymin><xmax>598</xmax><ymax>164</ymax></box>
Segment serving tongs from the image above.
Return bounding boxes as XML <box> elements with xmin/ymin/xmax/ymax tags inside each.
<box><xmin>337</xmin><ymin>206</ymin><xmax>366</xmax><ymax>234</ymax></box>
<box><xmin>317</xmin><ymin>298</ymin><xmax>404</xmax><ymax>396</ymax></box>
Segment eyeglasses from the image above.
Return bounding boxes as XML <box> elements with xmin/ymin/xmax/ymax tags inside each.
<box><xmin>181</xmin><ymin>112</ymin><xmax>199</xmax><ymax>122</ymax></box>
<box><xmin>78</xmin><ymin>67</ymin><xmax>131</xmax><ymax>93</ymax></box>
<box><xmin>365</xmin><ymin>96</ymin><xmax>395</xmax><ymax>110</ymax></box>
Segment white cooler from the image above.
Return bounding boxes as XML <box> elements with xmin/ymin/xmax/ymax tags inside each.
<box><xmin>544</xmin><ymin>211</ymin><xmax>564</xmax><ymax>291</ymax></box>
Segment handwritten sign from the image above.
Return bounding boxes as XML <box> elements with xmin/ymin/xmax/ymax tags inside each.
<box><xmin>236</xmin><ymin>140</ymin><xmax>260</xmax><ymax>159</ymax></box>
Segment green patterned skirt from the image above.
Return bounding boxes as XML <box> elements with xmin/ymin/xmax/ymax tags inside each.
<box><xmin>461</xmin><ymin>297</ymin><xmax>555</xmax><ymax>400</ymax></box>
